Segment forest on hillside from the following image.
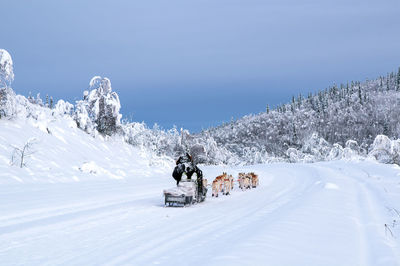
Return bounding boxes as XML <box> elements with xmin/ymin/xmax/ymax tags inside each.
<box><xmin>2</xmin><ymin>49</ymin><xmax>400</xmax><ymax>165</ymax></box>
<box><xmin>198</xmin><ymin>69</ymin><xmax>400</xmax><ymax>163</ymax></box>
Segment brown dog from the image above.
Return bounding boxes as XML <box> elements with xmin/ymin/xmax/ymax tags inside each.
<box><xmin>212</xmin><ymin>173</ymin><xmax>227</xmax><ymax>197</ymax></box>
<box><xmin>250</xmin><ymin>172</ymin><xmax>259</xmax><ymax>188</ymax></box>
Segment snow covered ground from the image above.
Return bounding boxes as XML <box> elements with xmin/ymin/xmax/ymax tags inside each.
<box><xmin>1</xmin><ymin>162</ymin><xmax>400</xmax><ymax>265</ymax></box>
<box><xmin>1</xmin><ymin>118</ymin><xmax>400</xmax><ymax>265</ymax></box>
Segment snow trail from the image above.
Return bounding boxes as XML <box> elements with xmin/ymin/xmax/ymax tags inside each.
<box><xmin>0</xmin><ymin>161</ymin><xmax>400</xmax><ymax>265</ymax></box>
<box><xmin>0</xmin><ymin>161</ymin><xmax>399</xmax><ymax>265</ymax></box>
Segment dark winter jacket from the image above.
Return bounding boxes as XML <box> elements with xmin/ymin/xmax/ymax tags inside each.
<box><xmin>172</xmin><ymin>153</ymin><xmax>202</xmax><ymax>186</ymax></box>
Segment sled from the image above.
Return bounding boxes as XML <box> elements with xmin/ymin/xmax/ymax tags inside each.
<box><xmin>164</xmin><ymin>179</ymin><xmax>207</xmax><ymax>207</ymax></box>
<box><xmin>164</xmin><ymin>194</ymin><xmax>193</xmax><ymax>206</ymax></box>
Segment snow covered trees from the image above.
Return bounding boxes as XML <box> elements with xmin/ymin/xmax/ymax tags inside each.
<box><xmin>199</xmin><ymin>68</ymin><xmax>400</xmax><ymax>164</ymax></box>
<box><xmin>55</xmin><ymin>100</ymin><xmax>74</xmax><ymax>117</ymax></box>
<box><xmin>2</xmin><ymin>47</ymin><xmax>400</xmax><ymax>166</ymax></box>
<box><xmin>74</xmin><ymin>96</ymin><xmax>93</xmax><ymax>133</ymax></box>
<box><xmin>0</xmin><ymin>49</ymin><xmax>16</xmax><ymax>118</ymax></box>
<box><xmin>0</xmin><ymin>49</ymin><xmax>14</xmax><ymax>89</ymax></box>
<box><xmin>302</xmin><ymin>133</ymin><xmax>331</xmax><ymax>161</ymax></box>
<box><xmin>327</xmin><ymin>143</ymin><xmax>344</xmax><ymax>161</ymax></box>
<box><xmin>369</xmin><ymin>135</ymin><xmax>400</xmax><ymax>164</ymax></box>
<box><xmin>75</xmin><ymin>76</ymin><xmax>122</xmax><ymax>135</ymax></box>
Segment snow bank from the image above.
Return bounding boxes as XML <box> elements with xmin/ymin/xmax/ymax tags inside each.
<box><xmin>0</xmin><ymin>100</ymin><xmax>172</xmax><ymax>184</ymax></box>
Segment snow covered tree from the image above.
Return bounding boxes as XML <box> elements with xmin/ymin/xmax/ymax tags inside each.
<box><xmin>75</xmin><ymin>76</ymin><xmax>122</xmax><ymax>136</ymax></box>
<box><xmin>391</xmin><ymin>139</ymin><xmax>400</xmax><ymax>165</ymax></box>
<box><xmin>327</xmin><ymin>143</ymin><xmax>344</xmax><ymax>160</ymax></box>
<box><xmin>369</xmin><ymin>135</ymin><xmax>393</xmax><ymax>163</ymax></box>
<box><xmin>190</xmin><ymin>144</ymin><xmax>207</xmax><ymax>164</ymax></box>
<box><xmin>0</xmin><ymin>49</ymin><xmax>16</xmax><ymax>118</ymax></box>
<box><xmin>50</xmin><ymin>96</ymin><xmax>54</xmax><ymax>109</ymax></box>
<box><xmin>54</xmin><ymin>100</ymin><xmax>73</xmax><ymax>116</ymax></box>
<box><xmin>343</xmin><ymin>140</ymin><xmax>360</xmax><ymax>160</ymax></box>
<box><xmin>35</xmin><ymin>93</ymin><xmax>43</xmax><ymax>107</ymax></box>
<box><xmin>301</xmin><ymin>133</ymin><xmax>331</xmax><ymax>161</ymax></box>
<box><xmin>74</xmin><ymin>95</ymin><xmax>94</xmax><ymax>133</ymax></box>
<box><xmin>0</xmin><ymin>49</ymin><xmax>14</xmax><ymax>89</ymax></box>
<box><xmin>286</xmin><ymin>147</ymin><xmax>300</xmax><ymax>163</ymax></box>
<box><xmin>397</xmin><ymin>67</ymin><xmax>400</xmax><ymax>90</ymax></box>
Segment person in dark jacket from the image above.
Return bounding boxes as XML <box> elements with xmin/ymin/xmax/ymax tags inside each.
<box><xmin>175</xmin><ymin>152</ymin><xmax>192</xmax><ymax>165</ymax></box>
<box><xmin>172</xmin><ymin>153</ymin><xmax>207</xmax><ymax>201</ymax></box>
<box><xmin>172</xmin><ymin>152</ymin><xmax>201</xmax><ymax>184</ymax></box>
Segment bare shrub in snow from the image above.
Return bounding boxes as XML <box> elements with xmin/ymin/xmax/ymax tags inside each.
<box><xmin>11</xmin><ymin>138</ymin><xmax>37</xmax><ymax>168</ymax></box>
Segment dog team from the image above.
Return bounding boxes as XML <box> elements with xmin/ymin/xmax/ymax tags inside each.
<box><xmin>211</xmin><ymin>172</ymin><xmax>259</xmax><ymax>197</ymax></box>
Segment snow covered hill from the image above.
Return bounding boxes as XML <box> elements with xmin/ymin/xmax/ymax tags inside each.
<box><xmin>1</xmin><ymin>161</ymin><xmax>399</xmax><ymax>265</ymax></box>
<box><xmin>3</xmin><ymin>48</ymin><xmax>400</xmax><ymax>167</ymax></box>
<box><xmin>198</xmin><ymin>70</ymin><xmax>400</xmax><ymax>164</ymax></box>
<box><xmin>0</xmin><ymin>111</ymin><xmax>172</xmax><ymax>185</ymax></box>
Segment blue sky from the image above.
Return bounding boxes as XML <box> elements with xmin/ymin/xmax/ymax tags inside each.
<box><xmin>2</xmin><ymin>0</ymin><xmax>400</xmax><ymax>132</ymax></box>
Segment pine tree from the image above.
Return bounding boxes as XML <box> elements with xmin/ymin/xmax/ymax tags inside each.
<box><xmin>45</xmin><ymin>94</ymin><xmax>49</xmax><ymax>108</ymax></box>
<box><xmin>387</xmin><ymin>76</ymin><xmax>390</xmax><ymax>91</ymax></box>
<box><xmin>397</xmin><ymin>67</ymin><xmax>400</xmax><ymax>91</ymax></box>
<box><xmin>36</xmin><ymin>93</ymin><xmax>43</xmax><ymax>106</ymax></box>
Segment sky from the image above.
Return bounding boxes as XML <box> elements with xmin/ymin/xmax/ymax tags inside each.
<box><xmin>2</xmin><ymin>0</ymin><xmax>400</xmax><ymax>132</ymax></box>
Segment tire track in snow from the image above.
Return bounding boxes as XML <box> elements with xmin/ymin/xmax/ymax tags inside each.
<box><xmin>99</xmin><ymin>170</ymin><xmax>320</xmax><ymax>265</ymax></box>
<box><xmin>354</xmin><ymin>176</ymin><xmax>400</xmax><ymax>266</ymax></box>
<box><xmin>2</xmin><ymin>163</ymin><xmax>399</xmax><ymax>265</ymax></box>
<box><xmin>312</xmin><ymin>163</ymin><xmax>399</xmax><ymax>266</ymax></box>
<box><xmin>0</xmin><ymin>194</ymin><xmax>157</xmax><ymax>236</ymax></box>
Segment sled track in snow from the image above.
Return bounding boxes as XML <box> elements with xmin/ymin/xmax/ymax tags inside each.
<box><xmin>105</xmin><ymin>172</ymin><xmax>318</xmax><ymax>265</ymax></box>
<box><xmin>1</xmin><ymin>162</ymin><xmax>399</xmax><ymax>266</ymax></box>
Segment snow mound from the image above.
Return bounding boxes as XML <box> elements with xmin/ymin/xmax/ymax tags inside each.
<box><xmin>78</xmin><ymin>161</ymin><xmax>123</xmax><ymax>180</ymax></box>
<box><xmin>324</xmin><ymin>182</ymin><xmax>339</xmax><ymax>190</ymax></box>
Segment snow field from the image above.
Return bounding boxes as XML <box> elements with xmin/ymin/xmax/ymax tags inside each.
<box><xmin>0</xmin><ymin>116</ymin><xmax>172</xmax><ymax>185</ymax></box>
<box><xmin>1</xmin><ymin>161</ymin><xmax>399</xmax><ymax>265</ymax></box>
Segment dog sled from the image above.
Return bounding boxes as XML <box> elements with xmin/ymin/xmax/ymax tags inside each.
<box><xmin>164</xmin><ymin>179</ymin><xmax>207</xmax><ymax>207</ymax></box>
